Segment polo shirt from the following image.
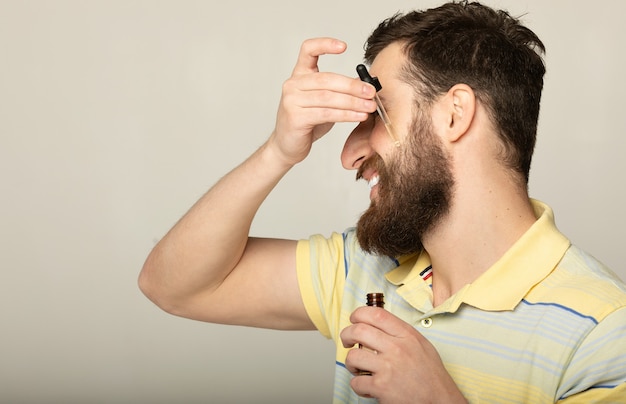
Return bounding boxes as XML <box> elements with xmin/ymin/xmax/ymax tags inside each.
<box><xmin>296</xmin><ymin>200</ymin><xmax>626</xmax><ymax>403</ymax></box>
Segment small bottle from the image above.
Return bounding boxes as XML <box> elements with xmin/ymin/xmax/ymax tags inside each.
<box><xmin>358</xmin><ymin>293</ymin><xmax>385</xmax><ymax>376</ymax></box>
<box><xmin>366</xmin><ymin>292</ymin><xmax>385</xmax><ymax>308</ymax></box>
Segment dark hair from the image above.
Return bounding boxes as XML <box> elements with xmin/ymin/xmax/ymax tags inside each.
<box><xmin>364</xmin><ymin>1</ymin><xmax>545</xmax><ymax>183</ymax></box>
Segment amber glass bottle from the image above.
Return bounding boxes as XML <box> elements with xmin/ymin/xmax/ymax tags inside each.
<box><xmin>358</xmin><ymin>293</ymin><xmax>385</xmax><ymax>375</ymax></box>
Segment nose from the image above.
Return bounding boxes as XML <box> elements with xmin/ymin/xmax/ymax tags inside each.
<box><xmin>341</xmin><ymin>117</ymin><xmax>375</xmax><ymax>170</ymax></box>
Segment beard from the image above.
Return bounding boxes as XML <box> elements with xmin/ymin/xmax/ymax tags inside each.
<box><xmin>356</xmin><ymin>113</ymin><xmax>454</xmax><ymax>258</ymax></box>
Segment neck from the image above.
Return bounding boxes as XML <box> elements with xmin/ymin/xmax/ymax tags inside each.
<box><xmin>424</xmin><ymin>175</ymin><xmax>536</xmax><ymax>307</ymax></box>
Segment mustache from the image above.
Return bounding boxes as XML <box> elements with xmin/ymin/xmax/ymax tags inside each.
<box><xmin>356</xmin><ymin>155</ymin><xmax>385</xmax><ymax>182</ymax></box>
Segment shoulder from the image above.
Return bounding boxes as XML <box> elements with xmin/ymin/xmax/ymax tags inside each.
<box><xmin>528</xmin><ymin>244</ymin><xmax>626</xmax><ymax>323</ymax></box>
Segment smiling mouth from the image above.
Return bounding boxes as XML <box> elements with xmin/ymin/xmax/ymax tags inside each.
<box><xmin>368</xmin><ymin>175</ymin><xmax>380</xmax><ymax>189</ymax></box>
<box><xmin>356</xmin><ymin>156</ymin><xmax>385</xmax><ymax>196</ymax></box>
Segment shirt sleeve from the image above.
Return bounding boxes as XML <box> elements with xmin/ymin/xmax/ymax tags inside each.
<box><xmin>557</xmin><ymin>306</ymin><xmax>626</xmax><ymax>402</ymax></box>
<box><xmin>296</xmin><ymin>231</ymin><xmax>348</xmax><ymax>340</ymax></box>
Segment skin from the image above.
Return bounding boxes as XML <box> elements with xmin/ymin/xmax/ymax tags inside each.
<box><xmin>139</xmin><ymin>38</ymin><xmax>369</xmax><ymax>330</ymax></box>
<box><xmin>139</xmin><ymin>37</ymin><xmax>537</xmax><ymax>402</ymax></box>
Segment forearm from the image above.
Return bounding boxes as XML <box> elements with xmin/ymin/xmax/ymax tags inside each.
<box><xmin>139</xmin><ymin>37</ymin><xmax>375</xmax><ymax>321</ymax></box>
<box><xmin>138</xmin><ymin>140</ymin><xmax>293</xmax><ymax>312</ymax></box>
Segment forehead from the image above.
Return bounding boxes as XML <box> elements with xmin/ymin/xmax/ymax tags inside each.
<box><xmin>368</xmin><ymin>42</ymin><xmax>414</xmax><ymax>105</ymax></box>
<box><xmin>369</xmin><ymin>41</ymin><xmax>406</xmax><ymax>82</ymax></box>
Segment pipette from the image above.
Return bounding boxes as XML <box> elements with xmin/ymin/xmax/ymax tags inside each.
<box><xmin>356</xmin><ymin>64</ymin><xmax>400</xmax><ymax>147</ymax></box>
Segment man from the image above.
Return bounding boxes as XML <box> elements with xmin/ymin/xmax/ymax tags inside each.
<box><xmin>139</xmin><ymin>1</ymin><xmax>626</xmax><ymax>402</ymax></box>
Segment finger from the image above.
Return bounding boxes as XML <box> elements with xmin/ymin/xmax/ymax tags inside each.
<box><xmin>350</xmin><ymin>306</ymin><xmax>415</xmax><ymax>339</ymax></box>
<box><xmin>350</xmin><ymin>372</ymin><xmax>378</xmax><ymax>400</ymax></box>
<box><xmin>292</xmin><ymin>37</ymin><xmax>347</xmax><ymax>76</ymax></box>
<box><xmin>281</xmin><ymin>82</ymin><xmax>375</xmax><ymax>128</ymax></box>
<box><xmin>288</xmin><ymin>106</ymin><xmax>370</xmax><ymax>128</ymax></box>
<box><xmin>290</xmin><ymin>72</ymin><xmax>375</xmax><ymax>96</ymax></box>
<box><xmin>344</xmin><ymin>344</ymin><xmax>380</xmax><ymax>375</ymax></box>
<box><xmin>281</xmin><ymin>76</ymin><xmax>377</xmax><ymax>127</ymax></box>
<box><xmin>283</xmin><ymin>82</ymin><xmax>376</xmax><ymax>117</ymax></box>
<box><xmin>341</xmin><ymin>322</ymin><xmax>375</xmax><ymax>348</ymax></box>
<box><xmin>287</xmin><ymin>90</ymin><xmax>376</xmax><ymax>116</ymax></box>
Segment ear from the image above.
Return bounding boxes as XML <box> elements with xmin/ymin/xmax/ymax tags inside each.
<box><xmin>442</xmin><ymin>83</ymin><xmax>475</xmax><ymax>143</ymax></box>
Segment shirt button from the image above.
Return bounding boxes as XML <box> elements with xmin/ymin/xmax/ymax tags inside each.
<box><xmin>421</xmin><ymin>318</ymin><xmax>433</xmax><ymax>328</ymax></box>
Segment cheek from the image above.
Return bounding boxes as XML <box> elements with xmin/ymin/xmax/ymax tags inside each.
<box><xmin>370</xmin><ymin>121</ymin><xmax>398</xmax><ymax>156</ymax></box>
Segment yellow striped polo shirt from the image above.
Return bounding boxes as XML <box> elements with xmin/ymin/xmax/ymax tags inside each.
<box><xmin>296</xmin><ymin>200</ymin><xmax>626</xmax><ymax>403</ymax></box>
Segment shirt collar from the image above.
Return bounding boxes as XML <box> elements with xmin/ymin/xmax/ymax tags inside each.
<box><xmin>385</xmin><ymin>199</ymin><xmax>571</xmax><ymax>313</ymax></box>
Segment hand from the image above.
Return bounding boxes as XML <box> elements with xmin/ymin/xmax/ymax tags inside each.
<box><xmin>269</xmin><ymin>37</ymin><xmax>377</xmax><ymax>166</ymax></box>
<box><xmin>340</xmin><ymin>306</ymin><xmax>467</xmax><ymax>404</ymax></box>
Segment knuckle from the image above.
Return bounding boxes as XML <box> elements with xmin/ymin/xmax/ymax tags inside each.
<box><xmin>282</xmin><ymin>78</ymin><xmax>296</xmax><ymax>93</ymax></box>
<box><xmin>339</xmin><ymin>325</ymin><xmax>350</xmax><ymax>342</ymax></box>
<box><xmin>318</xmin><ymin>108</ymin><xmax>334</xmax><ymax>121</ymax></box>
<box><xmin>313</xmin><ymin>72</ymin><xmax>331</xmax><ymax>87</ymax></box>
<box><xmin>300</xmin><ymin>39</ymin><xmax>313</xmax><ymax>52</ymax></box>
<box><xmin>353</xmin><ymin>322</ymin><xmax>369</xmax><ymax>337</ymax></box>
<box><xmin>371</xmin><ymin>307</ymin><xmax>387</xmax><ymax>322</ymax></box>
<box><xmin>345</xmin><ymin>347</ymin><xmax>356</xmax><ymax>362</ymax></box>
<box><xmin>316</xmin><ymin>89</ymin><xmax>332</xmax><ymax>103</ymax></box>
<box><xmin>385</xmin><ymin>342</ymin><xmax>403</xmax><ymax>358</ymax></box>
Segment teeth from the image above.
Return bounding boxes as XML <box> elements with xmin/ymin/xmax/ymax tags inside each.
<box><xmin>368</xmin><ymin>176</ymin><xmax>380</xmax><ymax>189</ymax></box>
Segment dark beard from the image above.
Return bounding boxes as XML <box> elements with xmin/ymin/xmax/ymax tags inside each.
<box><xmin>356</xmin><ymin>117</ymin><xmax>454</xmax><ymax>258</ymax></box>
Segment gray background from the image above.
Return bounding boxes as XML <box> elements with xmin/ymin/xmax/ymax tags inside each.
<box><xmin>1</xmin><ymin>0</ymin><xmax>624</xmax><ymax>402</ymax></box>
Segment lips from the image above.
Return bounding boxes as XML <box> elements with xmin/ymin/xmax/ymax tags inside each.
<box><xmin>357</xmin><ymin>168</ymin><xmax>379</xmax><ymax>188</ymax></box>
<box><xmin>356</xmin><ymin>156</ymin><xmax>384</xmax><ymax>197</ymax></box>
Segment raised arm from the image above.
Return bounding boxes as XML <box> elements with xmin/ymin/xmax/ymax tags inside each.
<box><xmin>138</xmin><ymin>38</ymin><xmax>377</xmax><ymax>330</ymax></box>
